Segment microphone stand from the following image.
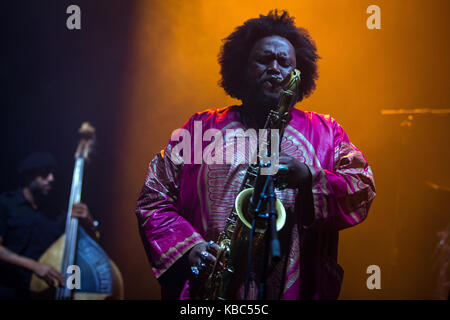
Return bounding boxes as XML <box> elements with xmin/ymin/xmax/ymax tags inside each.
<box><xmin>243</xmin><ymin>171</ymin><xmax>281</xmax><ymax>300</ymax></box>
<box><xmin>257</xmin><ymin>175</ymin><xmax>281</xmax><ymax>300</ymax></box>
<box><xmin>244</xmin><ymin>167</ymin><xmax>267</xmax><ymax>300</ymax></box>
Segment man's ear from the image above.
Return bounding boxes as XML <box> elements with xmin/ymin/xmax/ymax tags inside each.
<box><xmin>21</xmin><ymin>171</ymin><xmax>36</xmax><ymax>187</ymax></box>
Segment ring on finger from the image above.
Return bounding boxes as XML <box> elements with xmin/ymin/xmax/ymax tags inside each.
<box><xmin>191</xmin><ymin>266</ymin><xmax>200</xmax><ymax>278</ymax></box>
<box><xmin>200</xmin><ymin>251</ymin><xmax>209</xmax><ymax>261</ymax></box>
<box><xmin>207</xmin><ymin>240</ymin><xmax>215</xmax><ymax>249</ymax></box>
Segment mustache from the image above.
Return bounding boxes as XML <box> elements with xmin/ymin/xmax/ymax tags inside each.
<box><xmin>241</xmin><ymin>72</ymin><xmax>282</xmax><ymax>107</ymax></box>
<box><xmin>260</xmin><ymin>74</ymin><xmax>284</xmax><ymax>85</ymax></box>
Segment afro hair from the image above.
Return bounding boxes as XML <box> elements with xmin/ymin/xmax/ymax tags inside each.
<box><xmin>218</xmin><ymin>10</ymin><xmax>319</xmax><ymax>103</ymax></box>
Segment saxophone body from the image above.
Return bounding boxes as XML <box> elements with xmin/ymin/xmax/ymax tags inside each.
<box><xmin>199</xmin><ymin>69</ymin><xmax>301</xmax><ymax>300</ymax></box>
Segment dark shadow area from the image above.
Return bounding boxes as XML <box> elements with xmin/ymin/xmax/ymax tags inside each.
<box><xmin>0</xmin><ymin>1</ymin><xmax>145</xmax><ymax>298</ymax></box>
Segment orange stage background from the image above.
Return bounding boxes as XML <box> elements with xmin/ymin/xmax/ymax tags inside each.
<box><xmin>107</xmin><ymin>0</ymin><xmax>450</xmax><ymax>299</ymax></box>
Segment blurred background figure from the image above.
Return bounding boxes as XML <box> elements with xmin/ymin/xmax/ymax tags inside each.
<box><xmin>0</xmin><ymin>152</ymin><xmax>94</xmax><ymax>299</ymax></box>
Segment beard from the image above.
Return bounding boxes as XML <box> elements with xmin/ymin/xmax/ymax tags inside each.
<box><xmin>29</xmin><ymin>180</ymin><xmax>53</xmax><ymax>209</ymax></box>
<box><xmin>241</xmin><ymin>75</ymin><xmax>281</xmax><ymax>128</ymax></box>
<box><xmin>242</xmin><ymin>76</ymin><xmax>280</xmax><ymax>110</ymax></box>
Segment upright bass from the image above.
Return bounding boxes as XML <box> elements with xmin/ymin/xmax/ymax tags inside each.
<box><xmin>30</xmin><ymin>122</ymin><xmax>123</xmax><ymax>299</ymax></box>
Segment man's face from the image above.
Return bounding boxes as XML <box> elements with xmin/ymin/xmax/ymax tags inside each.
<box><xmin>29</xmin><ymin>170</ymin><xmax>55</xmax><ymax>197</ymax></box>
<box><xmin>244</xmin><ymin>35</ymin><xmax>297</xmax><ymax>108</ymax></box>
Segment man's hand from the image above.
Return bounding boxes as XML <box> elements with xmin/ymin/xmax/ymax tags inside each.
<box><xmin>277</xmin><ymin>154</ymin><xmax>312</xmax><ymax>189</ymax></box>
<box><xmin>71</xmin><ymin>202</ymin><xmax>95</xmax><ymax>226</ymax></box>
<box><xmin>188</xmin><ymin>241</ymin><xmax>220</xmax><ymax>281</ymax></box>
<box><xmin>32</xmin><ymin>262</ymin><xmax>65</xmax><ymax>287</ymax></box>
<box><xmin>71</xmin><ymin>202</ymin><xmax>91</xmax><ymax>220</ymax></box>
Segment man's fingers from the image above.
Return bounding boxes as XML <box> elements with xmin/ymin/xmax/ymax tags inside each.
<box><xmin>72</xmin><ymin>203</ymin><xmax>89</xmax><ymax>216</ymax></box>
<box><xmin>199</xmin><ymin>251</ymin><xmax>216</xmax><ymax>265</ymax></box>
<box><xmin>278</xmin><ymin>155</ymin><xmax>291</xmax><ymax>165</ymax></box>
<box><xmin>189</xmin><ymin>242</ymin><xmax>225</xmax><ymax>282</ymax></box>
<box><xmin>54</xmin><ymin>271</ymin><xmax>65</xmax><ymax>285</ymax></box>
<box><xmin>73</xmin><ymin>202</ymin><xmax>87</xmax><ymax>208</ymax></box>
<box><xmin>44</xmin><ymin>276</ymin><xmax>53</xmax><ymax>287</ymax></box>
<box><xmin>71</xmin><ymin>211</ymin><xmax>83</xmax><ymax>217</ymax></box>
<box><xmin>43</xmin><ymin>272</ymin><xmax>57</xmax><ymax>287</ymax></box>
<box><xmin>71</xmin><ymin>208</ymin><xmax>88</xmax><ymax>218</ymax></box>
<box><xmin>190</xmin><ymin>241</ymin><xmax>221</xmax><ymax>275</ymax></box>
<box><xmin>206</xmin><ymin>242</ymin><xmax>220</xmax><ymax>256</ymax></box>
<box><xmin>48</xmin><ymin>267</ymin><xmax>65</xmax><ymax>285</ymax></box>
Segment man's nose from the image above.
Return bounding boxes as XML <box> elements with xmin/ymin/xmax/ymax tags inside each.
<box><xmin>267</xmin><ymin>59</ymin><xmax>281</xmax><ymax>74</ymax></box>
<box><xmin>47</xmin><ymin>173</ymin><xmax>55</xmax><ymax>182</ymax></box>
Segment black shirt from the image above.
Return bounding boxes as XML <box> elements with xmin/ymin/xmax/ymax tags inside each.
<box><xmin>0</xmin><ymin>189</ymin><xmax>65</xmax><ymax>298</ymax></box>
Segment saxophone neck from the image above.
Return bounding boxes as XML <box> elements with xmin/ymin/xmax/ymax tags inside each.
<box><xmin>264</xmin><ymin>69</ymin><xmax>301</xmax><ymax>130</ymax></box>
<box><xmin>277</xmin><ymin>69</ymin><xmax>301</xmax><ymax>115</ymax></box>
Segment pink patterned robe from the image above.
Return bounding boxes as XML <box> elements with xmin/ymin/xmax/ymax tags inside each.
<box><xmin>136</xmin><ymin>105</ymin><xmax>376</xmax><ymax>299</ymax></box>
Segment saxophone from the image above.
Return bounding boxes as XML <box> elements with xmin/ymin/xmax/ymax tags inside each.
<box><xmin>198</xmin><ymin>69</ymin><xmax>301</xmax><ymax>299</ymax></box>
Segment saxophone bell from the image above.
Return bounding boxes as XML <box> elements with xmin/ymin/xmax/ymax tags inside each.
<box><xmin>235</xmin><ymin>187</ymin><xmax>286</xmax><ymax>233</ymax></box>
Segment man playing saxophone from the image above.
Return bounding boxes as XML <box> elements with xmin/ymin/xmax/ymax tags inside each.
<box><xmin>136</xmin><ymin>10</ymin><xmax>375</xmax><ymax>300</ymax></box>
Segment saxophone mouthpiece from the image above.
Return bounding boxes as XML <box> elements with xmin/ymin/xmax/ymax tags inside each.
<box><xmin>280</xmin><ymin>69</ymin><xmax>301</xmax><ymax>89</ymax></box>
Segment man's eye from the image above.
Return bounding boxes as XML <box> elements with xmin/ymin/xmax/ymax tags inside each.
<box><xmin>257</xmin><ymin>57</ymin><xmax>270</xmax><ymax>64</ymax></box>
<box><xmin>280</xmin><ymin>60</ymin><xmax>290</xmax><ymax>67</ymax></box>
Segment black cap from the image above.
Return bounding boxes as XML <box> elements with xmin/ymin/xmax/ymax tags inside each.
<box><xmin>18</xmin><ymin>152</ymin><xmax>57</xmax><ymax>175</ymax></box>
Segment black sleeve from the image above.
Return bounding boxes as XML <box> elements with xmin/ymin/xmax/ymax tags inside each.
<box><xmin>55</xmin><ymin>211</ymin><xmax>66</xmax><ymax>235</ymax></box>
<box><xmin>0</xmin><ymin>200</ymin><xmax>8</xmax><ymax>239</ymax></box>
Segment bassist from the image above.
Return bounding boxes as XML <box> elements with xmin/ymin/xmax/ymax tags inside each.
<box><xmin>0</xmin><ymin>152</ymin><xmax>95</xmax><ymax>299</ymax></box>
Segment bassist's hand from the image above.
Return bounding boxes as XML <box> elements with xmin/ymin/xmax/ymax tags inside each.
<box><xmin>32</xmin><ymin>262</ymin><xmax>65</xmax><ymax>287</ymax></box>
<box><xmin>71</xmin><ymin>202</ymin><xmax>93</xmax><ymax>223</ymax></box>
